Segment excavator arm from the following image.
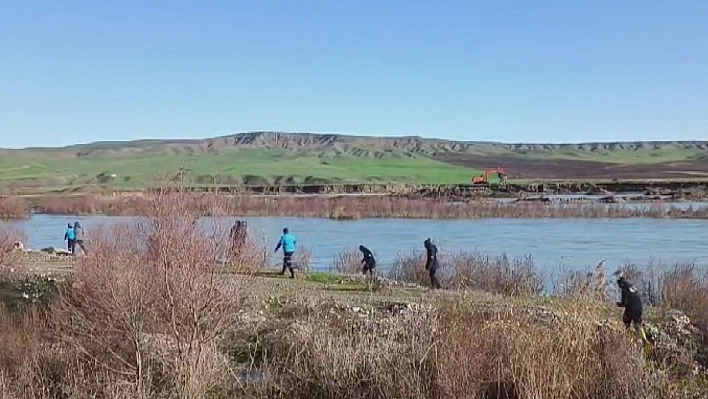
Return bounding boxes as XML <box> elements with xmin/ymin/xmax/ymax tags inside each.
<box><xmin>472</xmin><ymin>167</ymin><xmax>507</xmax><ymax>185</ymax></box>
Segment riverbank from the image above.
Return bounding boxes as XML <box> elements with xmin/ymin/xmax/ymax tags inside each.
<box><xmin>2</xmin><ymin>259</ymin><xmax>708</xmax><ymax>398</ymax></box>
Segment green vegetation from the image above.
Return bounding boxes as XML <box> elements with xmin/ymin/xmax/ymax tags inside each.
<box><xmin>2</xmin><ymin>132</ymin><xmax>708</xmax><ymax>193</ymax></box>
<box><xmin>0</xmin><ymin>150</ymin><xmax>481</xmax><ymax>190</ymax></box>
<box><xmin>522</xmin><ymin>146</ymin><xmax>705</xmax><ymax>164</ymax></box>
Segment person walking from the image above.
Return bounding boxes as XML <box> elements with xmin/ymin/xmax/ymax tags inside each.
<box><xmin>359</xmin><ymin>245</ymin><xmax>376</xmax><ymax>276</ymax></box>
<box><xmin>274</xmin><ymin>227</ymin><xmax>297</xmax><ymax>278</ymax></box>
<box><xmin>230</xmin><ymin>220</ymin><xmax>248</xmax><ymax>254</ymax></box>
<box><xmin>73</xmin><ymin>221</ymin><xmax>88</xmax><ymax>254</ymax></box>
<box><xmin>424</xmin><ymin>238</ymin><xmax>442</xmax><ymax>289</ymax></box>
<box><xmin>64</xmin><ymin>223</ymin><xmax>76</xmax><ymax>254</ymax></box>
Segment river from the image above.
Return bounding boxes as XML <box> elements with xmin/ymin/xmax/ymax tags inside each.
<box><xmin>5</xmin><ymin>213</ymin><xmax>708</xmax><ymax>276</ymax></box>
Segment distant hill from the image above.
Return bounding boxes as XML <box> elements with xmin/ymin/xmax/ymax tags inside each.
<box><xmin>1</xmin><ymin>132</ymin><xmax>707</xmax><ymax>193</ymax></box>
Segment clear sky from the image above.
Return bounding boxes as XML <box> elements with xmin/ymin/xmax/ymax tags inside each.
<box><xmin>1</xmin><ymin>0</ymin><xmax>707</xmax><ymax>148</ymax></box>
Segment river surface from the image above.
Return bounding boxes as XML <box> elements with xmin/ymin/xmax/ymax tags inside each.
<box><xmin>5</xmin><ymin>214</ymin><xmax>708</xmax><ymax>276</ymax></box>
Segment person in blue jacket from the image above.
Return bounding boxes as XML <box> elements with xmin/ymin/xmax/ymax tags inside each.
<box><xmin>274</xmin><ymin>227</ymin><xmax>297</xmax><ymax>278</ymax></box>
<box><xmin>64</xmin><ymin>223</ymin><xmax>75</xmax><ymax>254</ymax></box>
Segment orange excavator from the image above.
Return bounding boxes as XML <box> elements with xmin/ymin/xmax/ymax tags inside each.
<box><xmin>472</xmin><ymin>167</ymin><xmax>508</xmax><ymax>185</ymax></box>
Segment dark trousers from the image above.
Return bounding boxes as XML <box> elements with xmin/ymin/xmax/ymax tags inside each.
<box><xmin>281</xmin><ymin>251</ymin><xmax>294</xmax><ymax>277</ymax></box>
<box><xmin>429</xmin><ymin>267</ymin><xmax>441</xmax><ymax>289</ymax></box>
<box><xmin>73</xmin><ymin>239</ymin><xmax>87</xmax><ymax>254</ymax></box>
<box><xmin>67</xmin><ymin>239</ymin><xmax>75</xmax><ymax>254</ymax></box>
<box><xmin>362</xmin><ymin>261</ymin><xmax>376</xmax><ymax>275</ymax></box>
<box><xmin>623</xmin><ymin>309</ymin><xmax>642</xmax><ymax>327</ymax></box>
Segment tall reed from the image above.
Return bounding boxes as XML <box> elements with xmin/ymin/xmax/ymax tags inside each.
<box><xmin>34</xmin><ymin>193</ymin><xmax>708</xmax><ymax>219</ymax></box>
<box><xmin>0</xmin><ymin>196</ymin><xmax>30</xmax><ymax>220</ymax></box>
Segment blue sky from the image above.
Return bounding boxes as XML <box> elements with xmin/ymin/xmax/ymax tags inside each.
<box><xmin>1</xmin><ymin>0</ymin><xmax>707</xmax><ymax>148</ymax></box>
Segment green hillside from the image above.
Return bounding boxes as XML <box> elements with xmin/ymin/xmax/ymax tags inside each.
<box><xmin>1</xmin><ymin>132</ymin><xmax>707</xmax><ymax>193</ymax></box>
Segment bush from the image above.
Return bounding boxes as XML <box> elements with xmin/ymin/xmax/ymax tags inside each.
<box><xmin>554</xmin><ymin>261</ymin><xmax>611</xmax><ymax>301</ymax></box>
<box><xmin>388</xmin><ymin>250</ymin><xmax>428</xmax><ymax>286</ymax></box>
<box><xmin>49</xmin><ymin>190</ymin><xmax>248</xmax><ymax>397</ymax></box>
<box><xmin>447</xmin><ymin>252</ymin><xmax>544</xmax><ymax>296</ymax></box>
<box><xmin>388</xmin><ymin>249</ymin><xmax>544</xmax><ymax>296</ymax></box>
<box><xmin>329</xmin><ymin>246</ymin><xmax>363</xmax><ymax>274</ymax></box>
<box><xmin>0</xmin><ymin>196</ymin><xmax>30</xmax><ymax>220</ymax></box>
<box><xmin>661</xmin><ymin>263</ymin><xmax>708</xmax><ymax>335</ymax></box>
<box><xmin>293</xmin><ymin>246</ymin><xmax>313</xmax><ymax>272</ymax></box>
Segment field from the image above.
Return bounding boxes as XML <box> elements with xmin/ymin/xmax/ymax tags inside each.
<box><xmin>0</xmin><ymin>150</ymin><xmax>483</xmax><ymax>190</ymax></box>
<box><xmin>2</xmin><ymin>132</ymin><xmax>708</xmax><ymax>194</ymax></box>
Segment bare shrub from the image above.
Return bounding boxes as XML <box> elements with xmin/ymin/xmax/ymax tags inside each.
<box><xmin>52</xmin><ymin>190</ymin><xmax>247</xmax><ymax>398</ymax></box>
<box><xmin>388</xmin><ymin>250</ymin><xmax>543</xmax><ymax>296</ymax></box>
<box><xmin>329</xmin><ymin>246</ymin><xmax>363</xmax><ymax>274</ymax></box>
<box><xmin>292</xmin><ymin>246</ymin><xmax>312</xmax><ymax>272</ymax></box>
<box><xmin>0</xmin><ymin>196</ymin><xmax>30</xmax><ymax>220</ymax></box>
<box><xmin>387</xmin><ymin>250</ymin><xmax>428</xmax><ymax>286</ymax></box>
<box><xmin>661</xmin><ymin>263</ymin><xmax>708</xmax><ymax>334</ymax></box>
<box><xmin>554</xmin><ymin>261</ymin><xmax>611</xmax><ymax>301</ymax></box>
<box><xmin>448</xmin><ymin>252</ymin><xmax>544</xmax><ymax>296</ymax></box>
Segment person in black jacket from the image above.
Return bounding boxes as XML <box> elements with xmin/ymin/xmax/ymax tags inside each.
<box><xmin>616</xmin><ymin>276</ymin><xmax>648</xmax><ymax>343</ymax></box>
<box><xmin>424</xmin><ymin>238</ymin><xmax>442</xmax><ymax>289</ymax></box>
<box><xmin>359</xmin><ymin>245</ymin><xmax>376</xmax><ymax>276</ymax></box>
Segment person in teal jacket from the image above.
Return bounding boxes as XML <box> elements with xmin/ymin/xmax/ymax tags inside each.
<box><xmin>274</xmin><ymin>227</ymin><xmax>297</xmax><ymax>278</ymax></box>
<box><xmin>64</xmin><ymin>223</ymin><xmax>75</xmax><ymax>254</ymax></box>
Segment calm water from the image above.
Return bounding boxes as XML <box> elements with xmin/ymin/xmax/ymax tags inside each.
<box><xmin>5</xmin><ymin>213</ymin><xmax>708</xmax><ymax>276</ymax></box>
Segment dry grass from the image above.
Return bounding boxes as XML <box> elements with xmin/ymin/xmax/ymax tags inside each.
<box><xmin>447</xmin><ymin>252</ymin><xmax>544</xmax><ymax>296</ymax></box>
<box><xmin>0</xmin><ymin>196</ymin><xmax>30</xmax><ymax>220</ymax></box>
<box><xmin>0</xmin><ymin>225</ymin><xmax>25</xmax><ymax>271</ymax></box>
<box><xmin>248</xmin><ymin>298</ymin><xmax>671</xmax><ymax>399</ymax></box>
<box><xmin>34</xmin><ymin>193</ymin><xmax>708</xmax><ymax>219</ymax></box>
<box><xmin>388</xmin><ymin>250</ymin><xmax>428</xmax><ymax>285</ymax></box>
<box><xmin>226</xmin><ymin>229</ymin><xmax>270</xmax><ymax>274</ymax></box>
<box><xmin>554</xmin><ymin>261</ymin><xmax>612</xmax><ymax>301</ymax></box>
<box><xmin>388</xmin><ymin>250</ymin><xmax>544</xmax><ymax>296</ymax></box>
<box><xmin>657</xmin><ymin>264</ymin><xmax>708</xmax><ymax>339</ymax></box>
<box><xmin>292</xmin><ymin>246</ymin><xmax>312</xmax><ymax>272</ymax></box>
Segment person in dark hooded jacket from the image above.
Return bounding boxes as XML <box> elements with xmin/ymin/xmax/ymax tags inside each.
<box><xmin>424</xmin><ymin>238</ymin><xmax>441</xmax><ymax>289</ymax></box>
<box><xmin>616</xmin><ymin>276</ymin><xmax>648</xmax><ymax>343</ymax></box>
<box><xmin>359</xmin><ymin>245</ymin><xmax>376</xmax><ymax>276</ymax></box>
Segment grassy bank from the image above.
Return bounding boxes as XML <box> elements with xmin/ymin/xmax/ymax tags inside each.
<box><xmin>2</xmin><ymin>192</ymin><xmax>708</xmax><ymax>398</ymax></box>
